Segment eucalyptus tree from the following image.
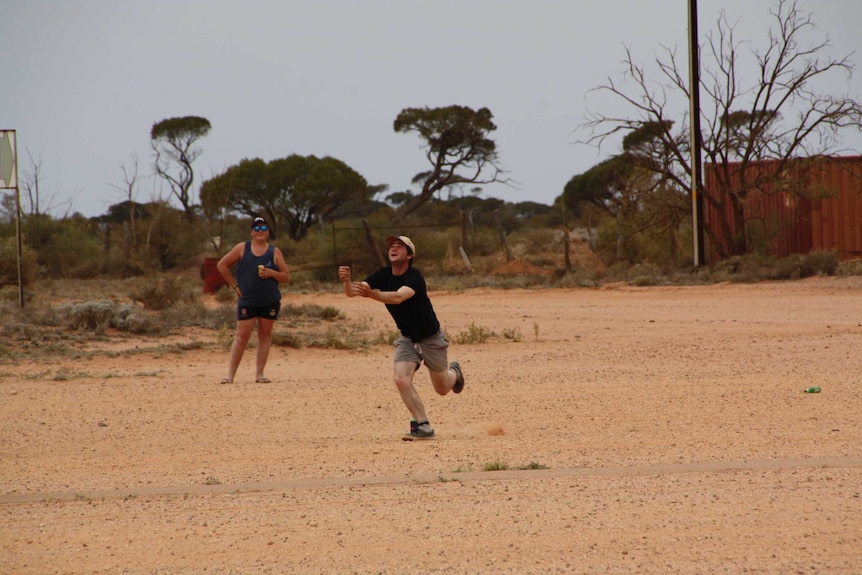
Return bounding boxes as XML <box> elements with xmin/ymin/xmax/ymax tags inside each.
<box><xmin>150</xmin><ymin>116</ymin><xmax>211</xmax><ymax>222</ymax></box>
<box><xmin>392</xmin><ymin>105</ymin><xmax>512</xmax><ymax>222</ymax></box>
<box><xmin>200</xmin><ymin>154</ymin><xmax>369</xmax><ymax>241</ymax></box>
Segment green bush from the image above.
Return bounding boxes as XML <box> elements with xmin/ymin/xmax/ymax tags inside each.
<box><xmin>500</xmin><ymin>327</ymin><xmax>522</xmax><ymax>342</ymax></box>
<box><xmin>132</xmin><ymin>207</ymin><xmax>206</xmax><ymax>270</ymax></box>
<box><xmin>628</xmin><ymin>262</ymin><xmax>667</xmax><ymax>286</ymax></box>
<box><xmin>557</xmin><ymin>267</ymin><xmax>598</xmax><ymax>288</ymax></box>
<box><xmin>214</xmin><ymin>284</ymin><xmax>235</xmax><ymax>303</ymax></box>
<box><xmin>23</xmin><ymin>214</ymin><xmax>103</xmax><ymax>279</ymax></box>
<box><xmin>800</xmin><ymin>250</ymin><xmax>839</xmax><ymax>276</ymax></box>
<box><xmin>768</xmin><ymin>251</ymin><xmax>839</xmax><ymax>280</ymax></box>
<box><xmin>0</xmin><ymin>236</ymin><xmax>38</xmax><ymax>286</ymax></box>
<box><xmin>454</xmin><ymin>322</ymin><xmax>492</xmax><ymax>344</ymax></box>
<box><xmin>482</xmin><ymin>459</ymin><xmax>509</xmax><ymax>471</ymax></box>
<box><xmin>837</xmin><ymin>258</ymin><xmax>862</xmax><ymax>276</ymax></box>
<box><xmin>710</xmin><ymin>254</ymin><xmax>768</xmax><ymax>283</ymax></box>
<box><xmin>131</xmin><ymin>275</ymin><xmax>199</xmax><ymax>310</ymax></box>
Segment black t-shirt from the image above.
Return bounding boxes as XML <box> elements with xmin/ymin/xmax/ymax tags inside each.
<box><xmin>365</xmin><ymin>266</ymin><xmax>440</xmax><ymax>341</ymax></box>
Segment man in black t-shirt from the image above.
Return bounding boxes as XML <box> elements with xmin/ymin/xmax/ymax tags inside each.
<box><xmin>338</xmin><ymin>235</ymin><xmax>465</xmax><ymax>440</ymax></box>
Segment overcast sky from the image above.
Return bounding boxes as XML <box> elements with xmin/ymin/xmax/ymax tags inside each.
<box><xmin>3</xmin><ymin>0</ymin><xmax>861</xmax><ymax>218</ymax></box>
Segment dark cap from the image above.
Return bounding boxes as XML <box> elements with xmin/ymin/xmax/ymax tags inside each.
<box><xmin>251</xmin><ymin>216</ymin><xmax>268</xmax><ymax>228</ymax></box>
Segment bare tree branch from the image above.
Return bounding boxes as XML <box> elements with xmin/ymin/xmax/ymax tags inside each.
<box><xmin>579</xmin><ymin>0</ymin><xmax>862</xmax><ymax>258</ymax></box>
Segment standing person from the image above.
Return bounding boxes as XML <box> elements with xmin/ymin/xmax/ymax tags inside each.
<box><xmin>217</xmin><ymin>216</ymin><xmax>290</xmax><ymax>384</ymax></box>
<box><xmin>338</xmin><ymin>235</ymin><xmax>465</xmax><ymax>440</ymax></box>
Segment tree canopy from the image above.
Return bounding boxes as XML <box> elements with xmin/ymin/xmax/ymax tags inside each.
<box><xmin>563</xmin><ymin>154</ymin><xmax>637</xmax><ymax>216</ymax></box>
<box><xmin>200</xmin><ymin>154</ymin><xmax>369</xmax><ymax>241</ymax></box>
<box><xmin>150</xmin><ymin>116</ymin><xmax>212</xmax><ymax>222</ymax></box>
<box><xmin>392</xmin><ymin>105</ymin><xmax>511</xmax><ymax>221</ymax></box>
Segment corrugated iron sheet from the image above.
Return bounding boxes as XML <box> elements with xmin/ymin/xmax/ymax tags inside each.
<box><xmin>704</xmin><ymin>156</ymin><xmax>862</xmax><ymax>261</ymax></box>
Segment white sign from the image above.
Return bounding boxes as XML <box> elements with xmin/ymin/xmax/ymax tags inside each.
<box><xmin>0</xmin><ymin>130</ymin><xmax>17</xmax><ymax>189</ymax></box>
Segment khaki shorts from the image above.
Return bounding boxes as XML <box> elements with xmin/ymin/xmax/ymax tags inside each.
<box><xmin>393</xmin><ymin>331</ymin><xmax>449</xmax><ymax>372</ymax></box>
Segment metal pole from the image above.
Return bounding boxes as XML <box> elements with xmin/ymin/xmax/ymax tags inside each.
<box><xmin>331</xmin><ymin>219</ymin><xmax>337</xmax><ymax>266</ymax></box>
<box><xmin>2</xmin><ymin>130</ymin><xmax>25</xmax><ymax>308</ymax></box>
<box><xmin>688</xmin><ymin>0</ymin><xmax>706</xmax><ymax>267</ymax></box>
<box><xmin>15</xmin><ymin>186</ymin><xmax>23</xmax><ymax>308</ymax></box>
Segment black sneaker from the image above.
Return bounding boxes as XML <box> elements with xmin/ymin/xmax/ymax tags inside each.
<box><xmin>451</xmin><ymin>361</ymin><xmax>465</xmax><ymax>394</ymax></box>
<box><xmin>402</xmin><ymin>422</ymin><xmax>435</xmax><ymax>441</ymax></box>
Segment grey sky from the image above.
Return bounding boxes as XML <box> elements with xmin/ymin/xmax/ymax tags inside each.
<box><xmin>3</xmin><ymin>0</ymin><xmax>860</xmax><ymax>218</ymax></box>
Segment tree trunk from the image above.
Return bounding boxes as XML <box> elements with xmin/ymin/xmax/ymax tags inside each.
<box><xmin>561</xmin><ymin>206</ymin><xmax>572</xmax><ymax>272</ymax></box>
<box><xmin>730</xmin><ymin>194</ymin><xmax>748</xmax><ymax>256</ymax></box>
<box><xmin>495</xmin><ymin>209</ymin><xmax>513</xmax><ymax>262</ymax></box>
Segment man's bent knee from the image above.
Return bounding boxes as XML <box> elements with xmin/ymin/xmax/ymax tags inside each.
<box><xmin>429</xmin><ymin>371</ymin><xmax>451</xmax><ymax>395</ymax></box>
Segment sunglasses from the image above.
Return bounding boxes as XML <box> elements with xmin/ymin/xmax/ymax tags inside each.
<box><xmin>252</xmin><ymin>225</ymin><xmax>268</xmax><ymax>232</ymax></box>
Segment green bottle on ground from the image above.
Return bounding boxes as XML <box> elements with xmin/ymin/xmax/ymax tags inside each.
<box><xmin>804</xmin><ymin>386</ymin><xmax>821</xmax><ymax>393</ymax></box>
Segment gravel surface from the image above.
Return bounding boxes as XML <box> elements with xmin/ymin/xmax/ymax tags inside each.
<box><xmin>2</xmin><ymin>277</ymin><xmax>861</xmax><ymax>574</ymax></box>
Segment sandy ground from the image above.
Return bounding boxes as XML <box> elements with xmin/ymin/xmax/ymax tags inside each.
<box><xmin>1</xmin><ymin>277</ymin><xmax>861</xmax><ymax>574</ymax></box>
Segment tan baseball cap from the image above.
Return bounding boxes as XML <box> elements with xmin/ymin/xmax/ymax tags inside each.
<box><xmin>385</xmin><ymin>235</ymin><xmax>415</xmax><ymax>257</ymax></box>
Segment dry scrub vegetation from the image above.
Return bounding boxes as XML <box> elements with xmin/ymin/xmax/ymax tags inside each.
<box><xmin>0</xmin><ymin>249</ymin><xmax>859</xmax><ymax>365</ymax></box>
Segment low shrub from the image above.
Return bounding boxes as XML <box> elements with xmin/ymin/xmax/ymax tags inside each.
<box><xmin>454</xmin><ymin>322</ymin><xmax>492</xmax><ymax>344</ymax></box>
<box><xmin>131</xmin><ymin>275</ymin><xmax>199</xmax><ymax>310</ymax></box>
<box><xmin>768</xmin><ymin>251</ymin><xmax>839</xmax><ymax>280</ymax></box>
<box><xmin>56</xmin><ymin>300</ymin><xmax>157</xmax><ymax>335</ymax></box>
<box><xmin>283</xmin><ymin>303</ymin><xmax>342</xmax><ymax>321</ymax></box>
<box><xmin>482</xmin><ymin>459</ymin><xmax>509</xmax><ymax>471</ymax></box>
<box><xmin>837</xmin><ymin>258</ymin><xmax>862</xmax><ymax>276</ymax></box>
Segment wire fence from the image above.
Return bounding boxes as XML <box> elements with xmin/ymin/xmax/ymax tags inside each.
<box><xmin>291</xmin><ymin>218</ymin><xmax>462</xmax><ymax>272</ymax></box>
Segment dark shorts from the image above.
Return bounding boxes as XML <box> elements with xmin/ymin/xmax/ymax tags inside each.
<box><xmin>237</xmin><ymin>301</ymin><xmax>281</xmax><ymax>321</ymax></box>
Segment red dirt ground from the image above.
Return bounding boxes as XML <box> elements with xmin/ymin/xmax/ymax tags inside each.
<box><xmin>1</xmin><ymin>277</ymin><xmax>861</xmax><ymax>574</ymax></box>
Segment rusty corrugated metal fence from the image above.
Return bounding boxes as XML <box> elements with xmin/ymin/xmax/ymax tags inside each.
<box><xmin>703</xmin><ymin>156</ymin><xmax>862</xmax><ymax>262</ymax></box>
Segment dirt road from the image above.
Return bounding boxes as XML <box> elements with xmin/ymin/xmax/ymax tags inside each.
<box><xmin>2</xmin><ymin>277</ymin><xmax>861</xmax><ymax>573</ymax></box>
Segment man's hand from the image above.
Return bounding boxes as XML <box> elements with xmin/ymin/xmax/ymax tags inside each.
<box><xmin>338</xmin><ymin>266</ymin><xmax>351</xmax><ymax>283</ymax></box>
<box><xmin>351</xmin><ymin>282</ymin><xmax>372</xmax><ymax>298</ymax></box>
<box><xmin>339</xmin><ymin>266</ymin><xmax>361</xmax><ymax>298</ymax></box>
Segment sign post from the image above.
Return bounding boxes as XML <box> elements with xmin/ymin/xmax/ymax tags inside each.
<box><xmin>0</xmin><ymin>130</ymin><xmax>23</xmax><ymax>308</ymax></box>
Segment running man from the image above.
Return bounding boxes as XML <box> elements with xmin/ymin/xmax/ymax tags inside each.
<box><xmin>338</xmin><ymin>235</ymin><xmax>465</xmax><ymax>440</ymax></box>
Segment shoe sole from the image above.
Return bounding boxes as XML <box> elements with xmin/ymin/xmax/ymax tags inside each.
<box><xmin>401</xmin><ymin>433</ymin><xmax>435</xmax><ymax>441</ymax></box>
<box><xmin>451</xmin><ymin>361</ymin><xmax>465</xmax><ymax>394</ymax></box>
